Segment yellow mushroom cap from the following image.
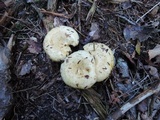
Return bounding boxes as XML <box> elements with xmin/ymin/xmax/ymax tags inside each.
<box><xmin>83</xmin><ymin>43</ymin><xmax>115</xmax><ymax>82</ymax></box>
<box><xmin>60</xmin><ymin>50</ymin><xmax>97</xmax><ymax>89</ymax></box>
<box><xmin>43</xmin><ymin>26</ymin><xmax>79</xmax><ymax>61</ymax></box>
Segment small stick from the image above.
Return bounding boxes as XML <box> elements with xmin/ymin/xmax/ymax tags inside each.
<box><xmin>106</xmin><ymin>82</ymin><xmax>160</xmax><ymax>120</ymax></box>
<box><xmin>86</xmin><ymin>0</ymin><xmax>98</xmax><ymax>23</ymax></box>
<box><xmin>78</xmin><ymin>0</ymin><xmax>82</xmax><ymax>32</ymax></box>
<box><xmin>40</xmin><ymin>9</ymin><xmax>74</xmax><ymax>19</ymax></box>
<box><xmin>115</xmin><ymin>14</ymin><xmax>136</xmax><ymax>25</ymax></box>
<box><xmin>136</xmin><ymin>2</ymin><xmax>160</xmax><ymax>23</ymax></box>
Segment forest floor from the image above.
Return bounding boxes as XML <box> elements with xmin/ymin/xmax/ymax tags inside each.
<box><xmin>0</xmin><ymin>0</ymin><xmax>160</xmax><ymax>120</ymax></box>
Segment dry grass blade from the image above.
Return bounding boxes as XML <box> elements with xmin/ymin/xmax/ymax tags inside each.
<box><xmin>82</xmin><ymin>88</ymin><xmax>108</xmax><ymax>119</ymax></box>
<box><xmin>86</xmin><ymin>0</ymin><xmax>98</xmax><ymax>23</ymax></box>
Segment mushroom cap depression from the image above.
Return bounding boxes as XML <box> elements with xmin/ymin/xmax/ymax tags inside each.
<box><xmin>43</xmin><ymin>26</ymin><xmax>79</xmax><ymax>61</ymax></box>
<box><xmin>83</xmin><ymin>43</ymin><xmax>115</xmax><ymax>82</ymax></box>
<box><xmin>60</xmin><ymin>50</ymin><xmax>97</xmax><ymax>89</ymax></box>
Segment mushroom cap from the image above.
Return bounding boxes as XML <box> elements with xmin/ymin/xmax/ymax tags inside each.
<box><xmin>60</xmin><ymin>50</ymin><xmax>96</xmax><ymax>89</ymax></box>
<box><xmin>43</xmin><ymin>26</ymin><xmax>79</xmax><ymax>61</ymax></box>
<box><xmin>83</xmin><ymin>43</ymin><xmax>115</xmax><ymax>82</ymax></box>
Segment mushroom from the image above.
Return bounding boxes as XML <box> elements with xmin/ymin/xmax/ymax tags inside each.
<box><xmin>83</xmin><ymin>42</ymin><xmax>114</xmax><ymax>82</ymax></box>
<box><xmin>60</xmin><ymin>50</ymin><xmax>97</xmax><ymax>89</ymax></box>
<box><xmin>43</xmin><ymin>26</ymin><xmax>79</xmax><ymax>61</ymax></box>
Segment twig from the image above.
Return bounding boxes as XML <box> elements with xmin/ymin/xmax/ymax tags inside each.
<box><xmin>86</xmin><ymin>0</ymin><xmax>99</xmax><ymax>23</ymax></box>
<box><xmin>78</xmin><ymin>0</ymin><xmax>82</xmax><ymax>32</ymax></box>
<box><xmin>106</xmin><ymin>82</ymin><xmax>160</xmax><ymax>120</ymax></box>
<box><xmin>115</xmin><ymin>14</ymin><xmax>136</xmax><ymax>25</ymax></box>
<box><xmin>40</xmin><ymin>9</ymin><xmax>74</xmax><ymax>19</ymax></box>
<box><xmin>0</xmin><ymin>13</ymin><xmax>31</xmax><ymax>27</ymax></box>
<box><xmin>136</xmin><ymin>2</ymin><xmax>160</xmax><ymax>23</ymax></box>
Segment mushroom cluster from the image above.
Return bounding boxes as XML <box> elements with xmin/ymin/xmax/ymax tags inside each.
<box><xmin>43</xmin><ymin>26</ymin><xmax>115</xmax><ymax>89</ymax></box>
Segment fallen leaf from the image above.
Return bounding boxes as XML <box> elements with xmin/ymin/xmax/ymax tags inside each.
<box><xmin>27</xmin><ymin>39</ymin><xmax>42</xmax><ymax>54</ymax></box>
<box><xmin>123</xmin><ymin>25</ymin><xmax>154</xmax><ymax>42</ymax></box>
<box><xmin>121</xmin><ymin>1</ymin><xmax>132</xmax><ymax>10</ymax></box>
<box><xmin>144</xmin><ymin>65</ymin><xmax>159</xmax><ymax>79</ymax></box>
<box><xmin>136</xmin><ymin>41</ymin><xmax>141</xmax><ymax>55</ymax></box>
<box><xmin>43</xmin><ymin>16</ymin><xmax>54</xmax><ymax>32</ymax></box>
<box><xmin>138</xmin><ymin>100</ymin><xmax>148</xmax><ymax>113</ymax></box>
<box><xmin>89</xmin><ymin>22</ymin><xmax>100</xmax><ymax>40</ymax></box>
<box><xmin>150</xmin><ymin>6</ymin><xmax>159</xmax><ymax>16</ymax></box>
<box><xmin>53</xmin><ymin>17</ymin><xmax>63</xmax><ymax>27</ymax></box>
<box><xmin>30</xmin><ymin>36</ymin><xmax>37</xmax><ymax>42</ymax></box>
<box><xmin>148</xmin><ymin>44</ymin><xmax>160</xmax><ymax>60</ymax></box>
<box><xmin>19</xmin><ymin>60</ymin><xmax>32</xmax><ymax>76</ymax></box>
<box><xmin>116</xmin><ymin>58</ymin><xmax>130</xmax><ymax>78</ymax></box>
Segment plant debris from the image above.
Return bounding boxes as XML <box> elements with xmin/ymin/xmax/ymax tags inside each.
<box><xmin>148</xmin><ymin>44</ymin><xmax>160</xmax><ymax>60</ymax></box>
<box><xmin>123</xmin><ymin>25</ymin><xmax>155</xmax><ymax>42</ymax></box>
<box><xmin>0</xmin><ymin>0</ymin><xmax>160</xmax><ymax>120</ymax></box>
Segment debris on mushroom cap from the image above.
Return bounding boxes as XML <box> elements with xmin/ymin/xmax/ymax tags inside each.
<box><xmin>83</xmin><ymin>42</ymin><xmax>115</xmax><ymax>82</ymax></box>
<box><xmin>60</xmin><ymin>50</ymin><xmax>97</xmax><ymax>89</ymax></box>
<box><xmin>43</xmin><ymin>26</ymin><xmax>79</xmax><ymax>61</ymax></box>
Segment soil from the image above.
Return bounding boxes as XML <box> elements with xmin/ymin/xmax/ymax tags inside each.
<box><xmin>0</xmin><ymin>0</ymin><xmax>160</xmax><ymax>120</ymax></box>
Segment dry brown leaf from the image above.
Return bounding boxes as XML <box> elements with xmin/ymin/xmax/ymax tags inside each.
<box><xmin>148</xmin><ymin>44</ymin><xmax>160</xmax><ymax>60</ymax></box>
